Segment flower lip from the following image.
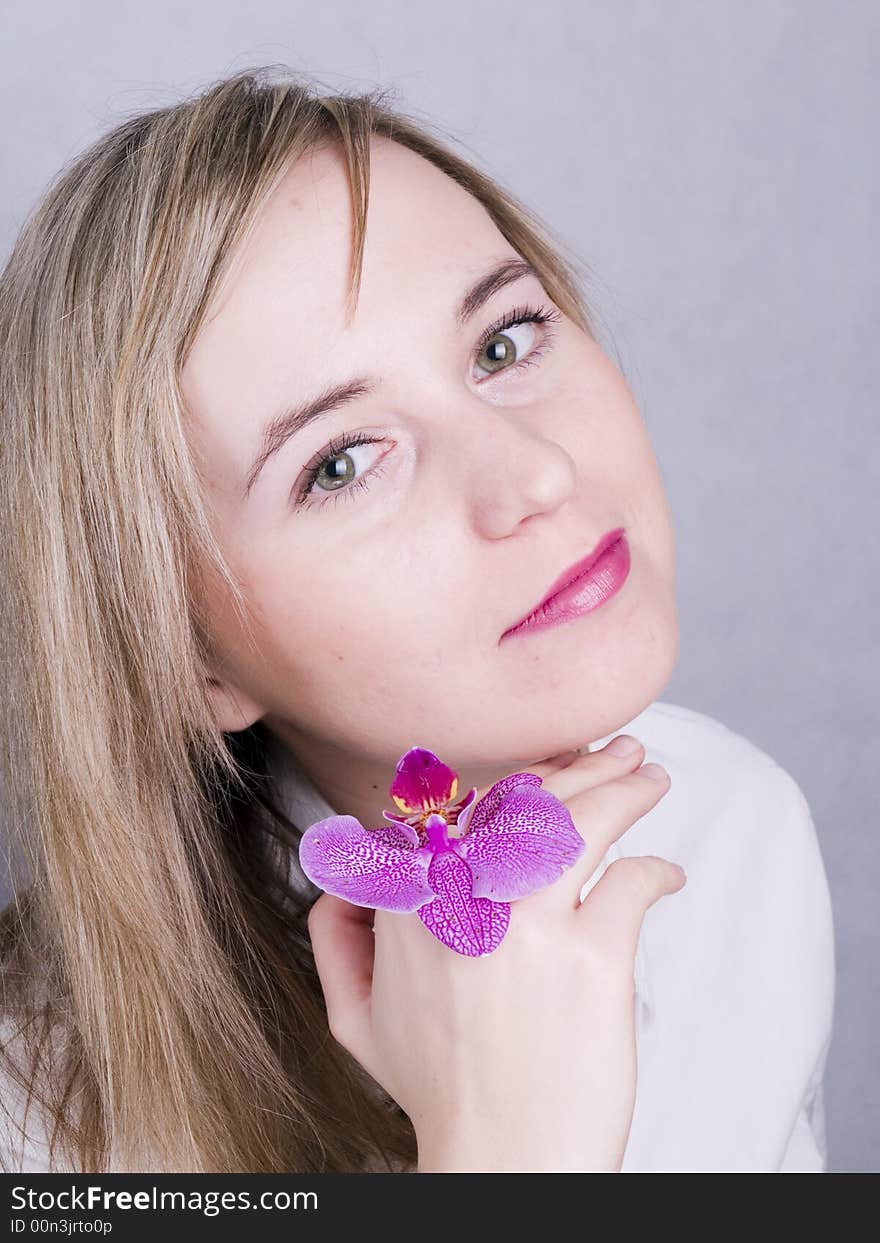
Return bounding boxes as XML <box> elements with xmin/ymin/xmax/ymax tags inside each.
<box><xmin>505</xmin><ymin>526</ymin><xmax>626</xmax><ymax>634</ymax></box>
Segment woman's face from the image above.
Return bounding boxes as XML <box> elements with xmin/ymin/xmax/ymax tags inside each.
<box><xmin>182</xmin><ymin>136</ymin><xmax>678</xmax><ymax>823</ymax></box>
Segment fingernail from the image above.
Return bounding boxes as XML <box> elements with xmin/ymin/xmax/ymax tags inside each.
<box><xmin>605</xmin><ymin>734</ymin><xmax>641</xmax><ymax>757</ymax></box>
<box><xmin>639</xmin><ymin>762</ymin><xmax>668</xmax><ymax>781</ymax></box>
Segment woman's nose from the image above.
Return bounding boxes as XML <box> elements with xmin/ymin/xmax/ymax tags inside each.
<box><xmin>462</xmin><ymin>413</ymin><xmax>578</xmax><ymax>539</ymax></box>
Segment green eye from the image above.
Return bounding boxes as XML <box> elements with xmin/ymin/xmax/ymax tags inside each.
<box><xmin>473</xmin><ymin>303</ymin><xmax>561</xmax><ymax>377</ymax></box>
<box><xmin>477</xmin><ymin>329</ymin><xmax>521</xmax><ymax>374</ymax></box>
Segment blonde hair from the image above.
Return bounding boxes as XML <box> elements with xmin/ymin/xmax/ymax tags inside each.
<box><xmin>0</xmin><ymin>64</ymin><xmax>599</xmax><ymax>1172</ymax></box>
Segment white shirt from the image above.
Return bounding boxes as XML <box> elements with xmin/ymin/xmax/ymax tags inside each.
<box><xmin>270</xmin><ymin>698</ymin><xmax>836</xmax><ymax>1173</ymax></box>
<box><xmin>1</xmin><ymin>700</ymin><xmax>835</xmax><ymax>1173</ymax></box>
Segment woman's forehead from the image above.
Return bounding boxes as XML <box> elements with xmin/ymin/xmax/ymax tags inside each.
<box><xmin>195</xmin><ymin>138</ymin><xmax>501</xmax><ymax>352</ymax></box>
<box><xmin>180</xmin><ymin>138</ymin><xmax>514</xmax><ymax>481</ymax></box>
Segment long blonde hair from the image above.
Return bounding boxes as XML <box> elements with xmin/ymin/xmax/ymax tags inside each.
<box><xmin>0</xmin><ymin>64</ymin><xmax>598</xmax><ymax>1172</ymax></box>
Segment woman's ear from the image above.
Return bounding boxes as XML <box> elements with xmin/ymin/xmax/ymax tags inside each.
<box><xmin>205</xmin><ymin>674</ymin><xmax>266</xmax><ymax>733</ymax></box>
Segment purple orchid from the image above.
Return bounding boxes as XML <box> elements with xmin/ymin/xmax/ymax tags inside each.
<box><xmin>298</xmin><ymin>746</ymin><xmax>585</xmax><ymax>957</ymax></box>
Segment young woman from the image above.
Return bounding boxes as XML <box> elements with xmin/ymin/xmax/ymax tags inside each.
<box><xmin>0</xmin><ymin>66</ymin><xmax>835</xmax><ymax>1173</ymax></box>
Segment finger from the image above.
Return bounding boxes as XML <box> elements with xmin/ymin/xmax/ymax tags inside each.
<box><xmin>472</xmin><ymin>747</ymin><xmax>582</xmax><ymax>803</ymax></box>
<box><xmin>577</xmin><ymin>854</ymin><xmax>687</xmax><ymax>968</ymax></box>
<box><xmin>540</xmin><ymin>735</ymin><xmax>647</xmax><ymax>802</ymax></box>
<box><xmin>521</xmin><ymin>762</ymin><xmax>672</xmax><ymax>913</ymax></box>
<box><xmin>307</xmin><ymin>893</ymin><xmax>375</xmax><ymax>1052</ymax></box>
<box><xmin>567</xmin><ymin>766</ymin><xmax>672</xmax><ymax>904</ymax></box>
<box><xmin>516</xmin><ymin>747</ymin><xmax>583</xmax><ymax>776</ymax></box>
<box><xmin>540</xmin><ymin>747</ymin><xmax>583</xmax><ymax>766</ymax></box>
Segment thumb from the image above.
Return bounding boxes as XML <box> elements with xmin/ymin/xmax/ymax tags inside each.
<box><xmin>307</xmin><ymin>893</ymin><xmax>375</xmax><ymax>1051</ymax></box>
<box><xmin>577</xmin><ymin>854</ymin><xmax>686</xmax><ymax>967</ymax></box>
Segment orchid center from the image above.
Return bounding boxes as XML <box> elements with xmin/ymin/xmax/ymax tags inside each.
<box><xmin>424</xmin><ymin>812</ymin><xmax>453</xmax><ymax>852</ymax></box>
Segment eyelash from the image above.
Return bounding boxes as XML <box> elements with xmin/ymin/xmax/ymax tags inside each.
<box><xmin>294</xmin><ymin>301</ymin><xmax>562</xmax><ymax>508</ymax></box>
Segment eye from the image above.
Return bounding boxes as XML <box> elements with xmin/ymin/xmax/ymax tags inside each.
<box><xmin>473</xmin><ymin>303</ymin><xmax>562</xmax><ymax>378</ymax></box>
<box><xmin>291</xmin><ymin>301</ymin><xmax>562</xmax><ymax>513</ymax></box>
<box><xmin>294</xmin><ymin>432</ymin><xmax>389</xmax><ymax>509</ymax></box>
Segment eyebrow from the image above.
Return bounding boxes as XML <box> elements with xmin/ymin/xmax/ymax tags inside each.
<box><xmin>242</xmin><ymin>256</ymin><xmax>539</xmax><ymax>499</ymax></box>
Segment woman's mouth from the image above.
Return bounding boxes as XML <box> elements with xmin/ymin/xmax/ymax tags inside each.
<box><xmin>500</xmin><ymin>528</ymin><xmax>630</xmax><ymax>641</ymax></box>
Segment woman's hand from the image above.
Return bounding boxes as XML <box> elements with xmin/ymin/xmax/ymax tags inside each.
<box><xmin>306</xmin><ymin>736</ymin><xmax>685</xmax><ymax>1172</ymax></box>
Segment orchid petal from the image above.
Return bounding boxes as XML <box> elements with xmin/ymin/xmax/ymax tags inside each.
<box><xmin>299</xmin><ymin>815</ymin><xmax>435</xmax><ymax>911</ymax></box>
<box><xmin>389</xmin><ymin>746</ymin><xmax>459</xmax><ymax>815</ymax></box>
<box><xmin>379</xmin><ymin>809</ymin><xmax>421</xmax><ymax>847</ymax></box>
<box><xmin>454</xmin><ymin>789</ymin><xmax>478</xmax><ymax>836</ymax></box>
<box><xmin>461</xmin><ymin>774</ymin><xmax>585</xmax><ymax>901</ymax></box>
<box><xmin>417</xmin><ymin>850</ymin><xmax>510</xmax><ymax>956</ymax></box>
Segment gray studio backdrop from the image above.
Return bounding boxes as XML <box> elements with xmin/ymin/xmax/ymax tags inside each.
<box><xmin>1</xmin><ymin>1</ymin><xmax>876</xmax><ymax>1172</ymax></box>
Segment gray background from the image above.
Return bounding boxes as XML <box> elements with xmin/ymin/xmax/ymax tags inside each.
<box><xmin>1</xmin><ymin>1</ymin><xmax>876</xmax><ymax>1172</ymax></box>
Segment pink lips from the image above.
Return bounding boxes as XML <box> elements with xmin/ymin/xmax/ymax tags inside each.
<box><xmin>501</xmin><ymin>527</ymin><xmax>630</xmax><ymax>641</ymax></box>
